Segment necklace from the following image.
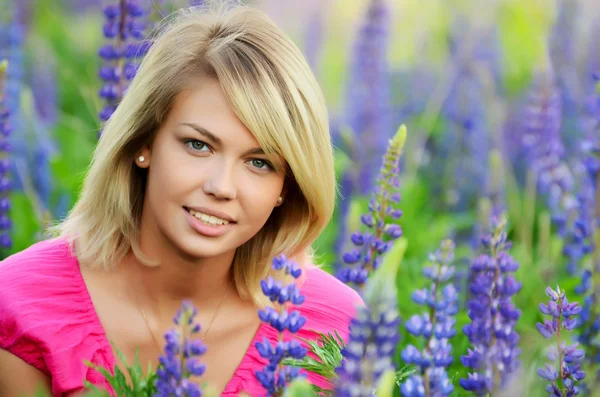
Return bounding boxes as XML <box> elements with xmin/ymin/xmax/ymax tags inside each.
<box><xmin>127</xmin><ymin>264</ymin><xmax>233</xmax><ymax>355</ymax></box>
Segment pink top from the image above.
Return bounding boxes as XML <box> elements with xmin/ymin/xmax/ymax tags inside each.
<box><xmin>0</xmin><ymin>238</ymin><xmax>363</xmax><ymax>397</ymax></box>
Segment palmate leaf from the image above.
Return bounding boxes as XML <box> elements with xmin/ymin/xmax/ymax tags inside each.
<box><xmin>82</xmin><ymin>343</ymin><xmax>157</xmax><ymax>397</ymax></box>
<box><xmin>283</xmin><ymin>330</ymin><xmax>346</xmax><ymax>380</ymax></box>
<box><xmin>394</xmin><ymin>365</ymin><xmax>417</xmax><ymax>386</ymax></box>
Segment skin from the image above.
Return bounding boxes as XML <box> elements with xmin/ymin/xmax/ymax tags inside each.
<box><xmin>0</xmin><ymin>76</ymin><xmax>289</xmax><ymax>396</ymax></box>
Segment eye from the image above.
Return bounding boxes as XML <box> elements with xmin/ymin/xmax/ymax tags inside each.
<box><xmin>184</xmin><ymin>139</ymin><xmax>210</xmax><ymax>153</ymax></box>
<box><xmin>250</xmin><ymin>159</ymin><xmax>274</xmax><ymax>171</ymax></box>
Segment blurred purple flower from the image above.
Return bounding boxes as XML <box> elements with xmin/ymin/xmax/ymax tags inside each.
<box><xmin>342</xmin><ymin>0</ymin><xmax>394</xmax><ymax>195</ymax></box>
<box><xmin>521</xmin><ymin>66</ymin><xmax>577</xmax><ymax>213</ymax></box>
<box><xmin>400</xmin><ymin>239</ymin><xmax>457</xmax><ymax>397</ymax></box>
<box><xmin>303</xmin><ymin>10</ymin><xmax>323</xmax><ymax>76</ymax></box>
<box><xmin>460</xmin><ymin>215</ymin><xmax>522</xmax><ymax>395</ymax></box>
<box><xmin>255</xmin><ymin>255</ymin><xmax>307</xmax><ymax>396</ymax></box>
<box><xmin>0</xmin><ymin>61</ymin><xmax>12</xmax><ymax>253</ymax></box>
<box><xmin>154</xmin><ymin>300</ymin><xmax>207</xmax><ymax>397</ymax></box>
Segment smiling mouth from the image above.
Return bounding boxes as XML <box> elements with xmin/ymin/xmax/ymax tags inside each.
<box><xmin>184</xmin><ymin>207</ymin><xmax>234</xmax><ymax>226</ymax></box>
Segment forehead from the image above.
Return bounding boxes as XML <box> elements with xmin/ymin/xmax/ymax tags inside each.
<box><xmin>167</xmin><ymin>78</ymin><xmax>259</xmax><ymax>147</ymax></box>
<box><xmin>163</xmin><ymin>78</ymin><xmax>288</xmax><ymax>168</ymax></box>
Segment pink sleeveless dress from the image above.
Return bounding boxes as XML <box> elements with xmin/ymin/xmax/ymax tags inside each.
<box><xmin>0</xmin><ymin>238</ymin><xmax>363</xmax><ymax>397</ymax></box>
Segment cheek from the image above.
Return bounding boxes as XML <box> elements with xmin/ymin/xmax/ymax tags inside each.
<box><xmin>241</xmin><ymin>179</ymin><xmax>283</xmax><ymax>218</ymax></box>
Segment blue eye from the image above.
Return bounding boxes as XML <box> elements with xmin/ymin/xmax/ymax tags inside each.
<box><xmin>185</xmin><ymin>140</ymin><xmax>209</xmax><ymax>152</ymax></box>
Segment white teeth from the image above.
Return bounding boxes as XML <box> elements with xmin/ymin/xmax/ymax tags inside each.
<box><xmin>188</xmin><ymin>209</ymin><xmax>230</xmax><ymax>226</ymax></box>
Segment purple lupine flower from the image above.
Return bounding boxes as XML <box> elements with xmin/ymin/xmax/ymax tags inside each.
<box><xmin>460</xmin><ymin>215</ymin><xmax>522</xmax><ymax>395</ymax></box>
<box><xmin>255</xmin><ymin>255</ymin><xmax>308</xmax><ymax>396</ymax></box>
<box><xmin>303</xmin><ymin>10</ymin><xmax>323</xmax><ymax>76</ymax></box>
<box><xmin>342</xmin><ymin>0</ymin><xmax>394</xmax><ymax>195</ymax></box>
<box><xmin>521</xmin><ymin>66</ymin><xmax>578</xmax><ymax>229</ymax></box>
<box><xmin>153</xmin><ymin>300</ymin><xmax>207</xmax><ymax>397</ymax></box>
<box><xmin>571</xmin><ymin>82</ymin><xmax>600</xmax><ymax>388</ymax></box>
<box><xmin>537</xmin><ymin>286</ymin><xmax>585</xmax><ymax>396</ymax></box>
<box><xmin>336</xmin><ymin>125</ymin><xmax>406</xmax><ymax>289</ymax></box>
<box><xmin>0</xmin><ymin>61</ymin><xmax>12</xmax><ymax>254</ymax></box>
<box><xmin>400</xmin><ymin>239</ymin><xmax>457</xmax><ymax>397</ymax></box>
<box><xmin>438</xmin><ymin>62</ymin><xmax>492</xmax><ymax>213</ymax></box>
<box><xmin>0</xmin><ymin>6</ymin><xmax>25</xmax><ymax>213</ymax></box>
<box><xmin>334</xmin><ymin>235</ymin><xmax>401</xmax><ymax>397</ymax></box>
<box><xmin>98</xmin><ymin>0</ymin><xmax>150</xmax><ymax>126</ymax></box>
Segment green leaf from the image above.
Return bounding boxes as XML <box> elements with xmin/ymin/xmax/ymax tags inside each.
<box><xmin>394</xmin><ymin>365</ymin><xmax>418</xmax><ymax>386</ymax></box>
<box><xmin>375</xmin><ymin>370</ymin><xmax>397</xmax><ymax>397</ymax></box>
<box><xmin>283</xmin><ymin>378</ymin><xmax>318</xmax><ymax>397</ymax></box>
<box><xmin>283</xmin><ymin>331</ymin><xmax>346</xmax><ymax>380</ymax></box>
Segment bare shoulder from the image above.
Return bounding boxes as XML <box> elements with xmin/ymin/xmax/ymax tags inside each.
<box><xmin>0</xmin><ymin>348</ymin><xmax>51</xmax><ymax>397</ymax></box>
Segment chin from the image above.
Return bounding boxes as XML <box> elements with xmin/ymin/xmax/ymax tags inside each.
<box><xmin>173</xmin><ymin>233</ymin><xmax>237</xmax><ymax>260</ymax></box>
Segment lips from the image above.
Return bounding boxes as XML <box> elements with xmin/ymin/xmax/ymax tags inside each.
<box><xmin>183</xmin><ymin>207</ymin><xmax>235</xmax><ymax>237</ymax></box>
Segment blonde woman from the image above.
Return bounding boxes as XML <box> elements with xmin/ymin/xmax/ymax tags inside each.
<box><xmin>0</xmin><ymin>2</ymin><xmax>362</xmax><ymax>397</ymax></box>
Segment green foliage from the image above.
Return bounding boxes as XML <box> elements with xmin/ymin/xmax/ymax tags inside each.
<box><xmin>82</xmin><ymin>344</ymin><xmax>157</xmax><ymax>397</ymax></box>
<box><xmin>283</xmin><ymin>378</ymin><xmax>319</xmax><ymax>397</ymax></box>
<box><xmin>394</xmin><ymin>365</ymin><xmax>417</xmax><ymax>386</ymax></box>
<box><xmin>283</xmin><ymin>331</ymin><xmax>346</xmax><ymax>381</ymax></box>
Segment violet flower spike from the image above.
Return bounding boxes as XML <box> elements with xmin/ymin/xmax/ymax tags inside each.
<box><xmin>98</xmin><ymin>0</ymin><xmax>150</xmax><ymax>128</ymax></box>
<box><xmin>571</xmin><ymin>79</ymin><xmax>600</xmax><ymax>388</ymax></box>
<box><xmin>255</xmin><ymin>254</ymin><xmax>308</xmax><ymax>397</ymax></box>
<box><xmin>0</xmin><ymin>61</ymin><xmax>12</xmax><ymax>254</ymax></box>
<box><xmin>336</xmin><ymin>124</ymin><xmax>407</xmax><ymax>289</ymax></box>
<box><xmin>459</xmin><ymin>215</ymin><xmax>522</xmax><ymax>396</ymax></box>
<box><xmin>335</xmin><ymin>231</ymin><xmax>402</xmax><ymax>397</ymax></box>
<box><xmin>153</xmin><ymin>300</ymin><xmax>207</xmax><ymax>397</ymax></box>
<box><xmin>536</xmin><ymin>286</ymin><xmax>585</xmax><ymax>396</ymax></box>
<box><xmin>343</xmin><ymin>0</ymin><xmax>394</xmax><ymax>195</ymax></box>
<box><xmin>400</xmin><ymin>239</ymin><xmax>457</xmax><ymax>397</ymax></box>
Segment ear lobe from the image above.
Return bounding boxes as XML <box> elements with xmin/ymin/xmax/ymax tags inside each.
<box><xmin>135</xmin><ymin>148</ymin><xmax>151</xmax><ymax>168</ymax></box>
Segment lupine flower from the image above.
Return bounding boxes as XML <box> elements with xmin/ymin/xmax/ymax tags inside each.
<box><xmin>537</xmin><ymin>286</ymin><xmax>585</xmax><ymax>396</ymax></box>
<box><xmin>303</xmin><ymin>10</ymin><xmax>323</xmax><ymax>76</ymax></box>
<box><xmin>98</xmin><ymin>0</ymin><xmax>150</xmax><ymax>126</ymax></box>
<box><xmin>400</xmin><ymin>239</ymin><xmax>457</xmax><ymax>397</ymax></box>
<box><xmin>521</xmin><ymin>65</ymin><xmax>578</xmax><ymax>240</ymax></box>
<box><xmin>255</xmin><ymin>255</ymin><xmax>308</xmax><ymax>396</ymax></box>
<box><xmin>438</xmin><ymin>64</ymin><xmax>491</xmax><ymax>212</ymax></box>
<box><xmin>460</xmin><ymin>215</ymin><xmax>522</xmax><ymax>395</ymax></box>
<box><xmin>571</xmin><ymin>86</ymin><xmax>600</xmax><ymax>386</ymax></box>
<box><xmin>0</xmin><ymin>61</ymin><xmax>12</xmax><ymax>254</ymax></box>
<box><xmin>334</xmin><ymin>234</ymin><xmax>401</xmax><ymax>397</ymax></box>
<box><xmin>0</xmin><ymin>7</ymin><xmax>24</xmax><ymax>256</ymax></box>
<box><xmin>336</xmin><ymin>124</ymin><xmax>406</xmax><ymax>288</ymax></box>
<box><xmin>154</xmin><ymin>300</ymin><xmax>207</xmax><ymax>397</ymax></box>
<box><xmin>342</xmin><ymin>0</ymin><xmax>394</xmax><ymax>195</ymax></box>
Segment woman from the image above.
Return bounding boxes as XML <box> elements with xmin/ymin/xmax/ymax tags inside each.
<box><xmin>0</xmin><ymin>2</ymin><xmax>362</xmax><ymax>396</ymax></box>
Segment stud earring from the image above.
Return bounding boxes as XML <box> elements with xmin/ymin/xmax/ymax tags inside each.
<box><xmin>277</xmin><ymin>196</ymin><xmax>283</xmax><ymax>203</ymax></box>
<box><xmin>138</xmin><ymin>155</ymin><xmax>145</xmax><ymax>162</ymax></box>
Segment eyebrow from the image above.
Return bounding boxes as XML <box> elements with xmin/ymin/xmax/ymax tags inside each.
<box><xmin>179</xmin><ymin>122</ymin><xmax>265</xmax><ymax>155</ymax></box>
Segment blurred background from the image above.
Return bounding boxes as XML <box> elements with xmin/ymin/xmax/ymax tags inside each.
<box><xmin>1</xmin><ymin>0</ymin><xmax>599</xmax><ymax>395</ymax></box>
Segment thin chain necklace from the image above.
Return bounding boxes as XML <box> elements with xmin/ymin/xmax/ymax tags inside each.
<box><xmin>127</xmin><ymin>264</ymin><xmax>233</xmax><ymax>355</ymax></box>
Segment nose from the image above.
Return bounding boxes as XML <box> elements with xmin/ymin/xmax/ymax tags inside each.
<box><xmin>202</xmin><ymin>158</ymin><xmax>237</xmax><ymax>200</ymax></box>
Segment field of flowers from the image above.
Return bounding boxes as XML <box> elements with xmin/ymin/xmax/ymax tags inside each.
<box><xmin>1</xmin><ymin>0</ymin><xmax>599</xmax><ymax>396</ymax></box>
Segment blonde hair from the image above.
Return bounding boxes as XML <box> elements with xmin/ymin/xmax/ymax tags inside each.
<box><xmin>49</xmin><ymin>0</ymin><xmax>336</xmax><ymax>306</ymax></box>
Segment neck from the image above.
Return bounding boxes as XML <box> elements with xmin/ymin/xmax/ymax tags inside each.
<box><xmin>124</xmin><ymin>240</ymin><xmax>236</xmax><ymax>319</ymax></box>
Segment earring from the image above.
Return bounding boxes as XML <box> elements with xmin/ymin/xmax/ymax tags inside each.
<box><xmin>138</xmin><ymin>155</ymin><xmax>145</xmax><ymax>162</ymax></box>
<box><xmin>277</xmin><ymin>196</ymin><xmax>283</xmax><ymax>203</ymax></box>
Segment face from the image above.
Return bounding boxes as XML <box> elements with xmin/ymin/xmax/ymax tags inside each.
<box><xmin>136</xmin><ymin>77</ymin><xmax>287</xmax><ymax>261</ymax></box>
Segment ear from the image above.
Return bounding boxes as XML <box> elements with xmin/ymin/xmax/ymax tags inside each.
<box><xmin>135</xmin><ymin>147</ymin><xmax>151</xmax><ymax>169</ymax></box>
<box><xmin>275</xmin><ymin>184</ymin><xmax>288</xmax><ymax>207</ymax></box>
